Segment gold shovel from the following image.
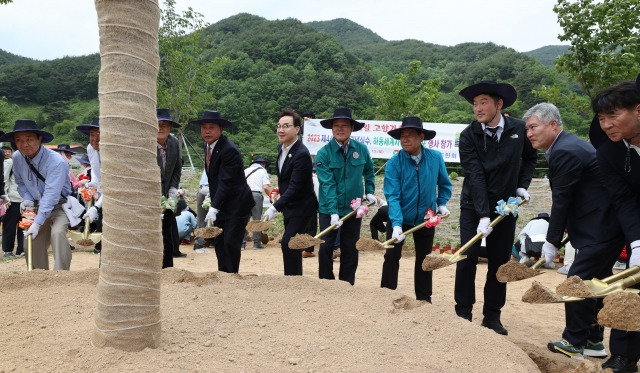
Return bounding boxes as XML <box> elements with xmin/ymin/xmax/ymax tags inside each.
<box><xmin>68</xmin><ymin>200</ymin><xmax>102</xmax><ymax>247</ymax></box>
<box><xmin>194</xmin><ymin>218</ymin><xmax>223</xmax><ymax>239</ymax></box>
<box><xmin>507</xmin><ymin>236</ymin><xmax>572</xmax><ymax>280</ymax></box>
<box><xmin>288</xmin><ymin>201</ymin><xmax>376</xmax><ymax>250</ymax></box>
<box><xmin>355</xmin><ymin>214</ymin><xmax>450</xmax><ymax>251</ymax></box>
<box><xmin>246</xmin><ymin>216</ymin><xmax>272</xmax><ymax>233</ymax></box>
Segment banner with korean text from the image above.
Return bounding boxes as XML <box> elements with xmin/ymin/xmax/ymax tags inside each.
<box><xmin>302</xmin><ymin>119</ymin><xmax>469</xmax><ymax>163</ymax></box>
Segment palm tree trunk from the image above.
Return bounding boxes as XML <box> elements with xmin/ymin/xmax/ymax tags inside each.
<box><xmin>91</xmin><ymin>0</ymin><xmax>163</xmax><ymax>351</ymax></box>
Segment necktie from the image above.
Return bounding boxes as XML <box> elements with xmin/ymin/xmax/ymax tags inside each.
<box><xmin>159</xmin><ymin>146</ymin><xmax>166</xmax><ymax>169</ymax></box>
<box><xmin>487</xmin><ymin>126</ymin><xmax>499</xmax><ymax>142</ymax></box>
<box><xmin>205</xmin><ymin>144</ymin><xmax>211</xmax><ymax>169</ymax></box>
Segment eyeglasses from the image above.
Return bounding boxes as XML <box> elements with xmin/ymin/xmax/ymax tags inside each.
<box><xmin>276</xmin><ymin>124</ymin><xmax>293</xmax><ymax>129</ymax></box>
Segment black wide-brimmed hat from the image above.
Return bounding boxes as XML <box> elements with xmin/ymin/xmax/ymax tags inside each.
<box><xmin>76</xmin><ymin>153</ymin><xmax>91</xmax><ymax>165</ymax></box>
<box><xmin>387</xmin><ymin>116</ymin><xmax>436</xmax><ymax>140</ymax></box>
<box><xmin>253</xmin><ymin>156</ymin><xmax>271</xmax><ymax>167</ymax></box>
<box><xmin>319</xmin><ymin>107</ymin><xmax>365</xmax><ymax>131</ymax></box>
<box><xmin>0</xmin><ymin>119</ymin><xmax>52</xmax><ymax>143</ymax></box>
<box><xmin>533</xmin><ymin>212</ymin><xmax>550</xmax><ymax>221</ymax></box>
<box><xmin>157</xmin><ymin>108</ymin><xmax>180</xmax><ymax>128</ymax></box>
<box><xmin>302</xmin><ymin>112</ymin><xmax>315</xmax><ymax>119</ymax></box>
<box><xmin>54</xmin><ymin>144</ymin><xmax>76</xmax><ymax>154</ymax></box>
<box><xmin>459</xmin><ymin>80</ymin><xmax>517</xmax><ymax>109</ymax></box>
<box><xmin>189</xmin><ymin>110</ymin><xmax>232</xmax><ymax>128</ymax></box>
<box><xmin>76</xmin><ymin>117</ymin><xmax>100</xmax><ymax>136</ymax></box>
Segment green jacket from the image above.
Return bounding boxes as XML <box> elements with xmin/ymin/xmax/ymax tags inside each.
<box><xmin>316</xmin><ymin>139</ymin><xmax>375</xmax><ymax>216</ymax></box>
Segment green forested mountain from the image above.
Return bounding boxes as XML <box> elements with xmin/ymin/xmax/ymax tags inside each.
<box><xmin>0</xmin><ymin>13</ymin><xmax>588</xmax><ymax>162</ymax></box>
<box><xmin>524</xmin><ymin>45</ymin><xmax>570</xmax><ymax>67</ymax></box>
<box><xmin>0</xmin><ymin>49</ymin><xmax>34</xmax><ymax>66</ymax></box>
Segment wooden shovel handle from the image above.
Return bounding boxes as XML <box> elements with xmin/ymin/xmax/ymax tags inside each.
<box><xmin>315</xmin><ymin>201</ymin><xmax>376</xmax><ymax>239</ymax></box>
<box><xmin>381</xmin><ymin>213</ymin><xmax>450</xmax><ymax>248</ymax></box>
<box><xmin>83</xmin><ymin>200</ymin><xmax>92</xmax><ymax>240</ymax></box>
<box><xmin>27</xmin><ymin>234</ymin><xmax>33</xmax><ymax>271</ymax></box>
<box><xmin>450</xmin><ymin>199</ymin><xmax>527</xmax><ymax>261</ymax></box>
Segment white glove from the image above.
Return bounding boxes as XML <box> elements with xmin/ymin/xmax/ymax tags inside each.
<box><xmin>438</xmin><ymin>205</ymin><xmax>450</xmax><ymax>216</ymax></box>
<box><xmin>392</xmin><ymin>226</ymin><xmax>405</xmax><ymax>242</ymax></box>
<box><xmin>476</xmin><ymin>217</ymin><xmax>493</xmax><ymax>238</ymax></box>
<box><xmin>541</xmin><ymin>241</ymin><xmax>557</xmax><ymax>264</ymax></box>
<box><xmin>519</xmin><ymin>253</ymin><xmax>529</xmax><ymax>264</ymax></box>
<box><xmin>330</xmin><ymin>214</ymin><xmax>343</xmax><ymax>230</ymax></box>
<box><xmin>0</xmin><ymin>194</ymin><xmax>8</xmax><ymax>204</ymax></box>
<box><xmin>80</xmin><ymin>179</ymin><xmax>89</xmax><ymax>186</ymax></box>
<box><xmin>26</xmin><ymin>222</ymin><xmax>41</xmax><ymax>240</ymax></box>
<box><xmin>263</xmin><ymin>206</ymin><xmax>277</xmax><ymax>221</ymax></box>
<box><xmin>629</xmin><ymin>246</ymin><xmax>640</xmax><ymax>267</ymax></box>
<box><xmin>205</xmin><ymin>207</ymin><xmax>218</xmax><ymax>223</ymax></box>
<box><xmin>366</xmin><ymin>194</ymin><xmax>377</xmax><ymax>205</ymax></box>
<box><xmin>83</xmin><ymin>206</ymin><xmax>99</xmax><ymax>223</ymax></box>
<box><xmin>516</xmin><ymin>188</ymin><xmax>530</xmax><ymax>203</ymax></box>
<box><xmin>86</xmin><ymin>182</ymin><xmax>98</xmax><ymax>189</ymax></box>
<box><xmin>168</xmin><ymin>187</ymin><xmax>179</xmax><ymax>198</ymax></box>
<box><xmin>20</xmin><ymin>200</ymin><xmax>34</xmax><ymax>210</ymax></box>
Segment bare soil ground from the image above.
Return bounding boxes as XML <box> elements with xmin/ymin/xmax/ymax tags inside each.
<box><xmin>0</xmin><ymin>178</ymin><xmax>610</xmax><ymax>372</ymax></box>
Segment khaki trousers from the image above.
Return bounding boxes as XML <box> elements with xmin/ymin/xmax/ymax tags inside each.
<box><xmin>24</xmin><ymin>203</ymin><xmax>71</xmax><ymax>270</ymax></box>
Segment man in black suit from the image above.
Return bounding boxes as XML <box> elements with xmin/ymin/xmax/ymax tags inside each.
<box><xmin>191</xmin><ymin>110</ymin><xmax>254</xmax><ymax>273</ymax></box>
<box><xmin>455</xmin><ymin>81</ymin><xmax>537</xmax><ymax>335</ymax></box>
<box><xmin>590</xmin><ymin>78</ymin><xmax>640</xmax><ymax>373</ymax></box>
<box><xmin>157</xmin><ymin>108</ymin><xmax>186</xmax><ymax>268</ymax></box>
<box><xmin>523</xmin><ymin>102</ymin><xmax>624</xmax><ymax>361</ymax></box>
<box><xmin>263</xmin><ymin>108</ymin><xmax>317</xmax><ymax>275</ymax></box>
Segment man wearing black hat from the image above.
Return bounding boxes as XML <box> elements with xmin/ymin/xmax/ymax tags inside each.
<box><xmin>315</xmin><ymin>107</ymin><xmax>377</xmax><ymax>285</ymax></box>
<box><xmin>192</xmin><ymin>110</ymin><xmax>254</xmax><ymax>273</ymax></box>
<box><xmin>381</xmin><ymin>116</ymin><xmax>452</xmax><ymax>302</ymax></box>
<box><xmin>524</xmin><ymin>102</ymin><xmax>625</xmax><ymax>360</ymax></box>
<box><xmin>0</xmin><ymin>119</ymin><xmax>73</xmax><ymax>270</ymax></box>
<box><xmin>262</xmin><ymin>108</ymin><xmax>317</xmax><ymax>276</ymax></box>
<box><xmin>590</xmin><ymin>77</ymin><xmax>640</xmax><ymax>373</ymax></box>
<box><xmin>243</xmin><ymin>155</ymin><xmax>272</xmax><ymax>250</ymax></box>
<box><xmin>455</xmin><ymin>81</ymin><xmax>537</xmax><ymax>335</ymax></box>
<box><xmin>76</xmin><ymin>118</ymin><xmax>103</xmax><ymax>255</ymax></box>
<box><xmin>157</xmin><ymin>108</ymin><xmax>187</xmax><ymax>265</ymax></box>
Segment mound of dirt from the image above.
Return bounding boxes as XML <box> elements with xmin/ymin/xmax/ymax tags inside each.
<box><xmin>496</xmin><ymin>261</ymin><xmax>540</xmax><ymax>283</ymax></box>
<box><xmin>556</xmin><ymin>275</ymin><xmax>595</xmax><ymax>298</ymax></box>
<box><xmin>598</xmin><ymin>292</ymin><xmax>640</xmax><ymax>331</ymax></box>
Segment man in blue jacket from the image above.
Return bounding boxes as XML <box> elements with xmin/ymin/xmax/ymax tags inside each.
<box><xmin>316</xmin><ymin>107</ymin><xmax>377</xmax><ymax>285</ymax></box>
<box><xmin>381</xmin><ymin>116</ymin><xmax>452</xmax><ymax>302</ymax></box>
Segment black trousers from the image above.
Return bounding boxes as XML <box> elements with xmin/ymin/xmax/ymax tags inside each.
<box><xmin>318</xmin><ymin>212</ymin><xmax>361</xmax><ymax>285</ymax></box>
<box><xmin>454</xmin><ymin>208</ymin><xmax>515</xmax><ymax>321</ymax></box>
<box><xmin>281</xmin><ymin>214</ymin><xmax>311</xmax><ymax>275</ymax></box>
<box><xmin>2</xmin><ymin>202</ymin><xmax>24</xmax><ymax>255</ymax></box>
<box><xmin>369</xmin><ymin>205</ymin><xmax>388</xmax><ymax>241</ymax></box>
<box><xmin>562</xmin><ymin>236</ymin><xmax>624</xmax><ymax>346</ymax></box>
<box><xmin>161</xmin><ymin>209</ymin><xmax>178</xmax><ymax>269</ymax></box>
<box><xmin>303</xmin><ymin>211</ymin><xmax>318</xmax><ymax>253</ymax></box>
<box><xmin>381</xmin><ymin>222</ymin><xmax>434</xmax><ymax>301</ymax></box>
<box><xmin>214</xmin><ymin>214</ymin><xmax>249</xmax><ymax>273</ymax></box>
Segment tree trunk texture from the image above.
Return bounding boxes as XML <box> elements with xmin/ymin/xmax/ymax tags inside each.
<box><xmin>91</xmin><ymin>0</ymin><xmax>163</xmax><ymax>351</ymax></box>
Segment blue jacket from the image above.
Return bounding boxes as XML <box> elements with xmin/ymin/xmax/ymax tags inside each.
<box><xmin>384</xmin><ymin>147</ymin><xmax>452</xmax><ymax>227</ymax></box>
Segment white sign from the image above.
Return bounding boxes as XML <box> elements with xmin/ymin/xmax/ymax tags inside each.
<box><xmin>302</xmin><ymin>119</ymin><xmax>469</xmax><ymax>163</ymax></box>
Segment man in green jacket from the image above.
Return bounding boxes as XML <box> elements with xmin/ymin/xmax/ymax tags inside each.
<box><xmin>316</xmin><ymin>107</ymin><xmax>377</xmax><ymax>285</ymax></box>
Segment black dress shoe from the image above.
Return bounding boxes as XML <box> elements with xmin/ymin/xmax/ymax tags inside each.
<box><xmin>481</xmin><ymin>319</ymin><xmax>508</xmax><ymax>335</ymax></box>
<box><xmin>602</xmin><ymin>355</ymin><xmax>639</xmax><ymax>373</ymax></box>
<box><xmin>173</xmin><ymin>251</ymin><xmax>187</xmax><ymax>258</ymax></box>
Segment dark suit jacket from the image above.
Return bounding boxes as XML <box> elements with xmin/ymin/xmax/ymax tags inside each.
<box><xmin>546</xmin><ymin>130</ymin><xmax>621</xmax><ymax>248</ymax></box>
<box><xmin>157</xmin><ymin>134</ymin><xmax>181</xmax><ymax>196</ymax></box>
<box><xmin>595</xmin><ymin>138</ymin><xmax>640</xmax><ymax>245</ymax></box>
<box><xmin>273</xmin><ymin>140</ymin><xmax>317</xmax><ymax>217</ymax></box>
<box><xmin>206</xmin><ymin>135</ymin><xmax>254</xmax><ymax>220</ymax></box>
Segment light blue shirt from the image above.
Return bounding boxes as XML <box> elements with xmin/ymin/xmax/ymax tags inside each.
<box><xmin>176</xmin><ymin>210</ymin><xmax>197</xmax><ymax>237</ymax></box>
<box><xmin>199</xmin><ymin>171</ymin><xmax>208</xmax><ymax>187</ymax></box>
<box><xmin>13</xmin><ymin>146</ymin><xmax>72</xmax><ymax>225</ymax></box>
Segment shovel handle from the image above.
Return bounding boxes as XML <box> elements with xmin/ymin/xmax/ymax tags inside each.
<box><xmin>381</xmin><ymin>214</ymin><xmax>450</xmax><ymax>248</ymax></box>
<box><xmin>83</xmin><ymin>200</ymin><xmax>92</xmax><ymax>240</ymax></box>
<box><xmin>619</xmin><ymin>270</ymin><xmax>640</xmax><ymax>288</ymax></box>
<box><xmin>532</xmin><ymin>236</ymin><xmax>571</xmax><ymax>270</ymax></box>
<box><xmin>315</xmin><ymin>201</ymin><xmax>376</xmax><ymax>239</ymax></box>
<box><xmin>603</xmin><ymin>266</ymin><xmax>640</xmax><ymax>284</ymax></box>
<box><xmin>27</xmin><ymin>234</ymin><xmax>33</xmax><ymax>271</ymax></box>
<box><xmin>450</xmin><ymin>199</ymin><xmax>527</xmax><ymax>262</ymax></box>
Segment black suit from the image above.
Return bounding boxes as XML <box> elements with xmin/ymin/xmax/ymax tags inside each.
<box><xmin>547</xmin><ymin>131</ymin><xmax>624</xmax><ymax>347</ymax></box>
<box><xmin>273</xmin><ymin>140</ymin><xmax>317</xmax><ymax>275</ymax></box>
<box><xmin>157</xmin><ymin>134</ymin><xmax>182</xmax><ymax>268</ymax></box>
<box><xmin>206</xmin><ymin>135</ymin><xmax>254</xmax><ymax>273</ymax></box>
<box><xmin>594</xmin><ymin>137</ymin><xmax>640</xmax><ymax>360</ymax></box>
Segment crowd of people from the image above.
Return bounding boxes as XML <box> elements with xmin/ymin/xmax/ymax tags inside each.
<box><xmin>1</xmin><ymin>74</ymin><xmax>639</xmax><ymax>372</ymax></box>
